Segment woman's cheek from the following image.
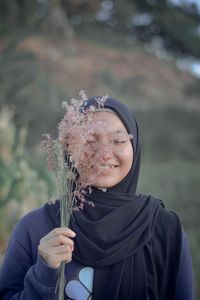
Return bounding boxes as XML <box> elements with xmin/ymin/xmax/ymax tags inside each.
<box><xmin>117</xmin><ymin>145</ymin><xmax>133</xmax><ymax>164</ymax></box>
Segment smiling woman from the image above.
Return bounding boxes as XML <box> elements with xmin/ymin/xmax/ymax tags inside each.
<box><xmin>77</xmin><ymin>111</ymin><xmax>134</xmax><ymax>189</ymax></box>
<box><xmin>0</xmin><ymin>96</ymin><xmax>195</xmax><ymax>300</ymax></box>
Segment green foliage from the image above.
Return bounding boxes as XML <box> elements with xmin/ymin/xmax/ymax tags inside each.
<box><xmin>0</xmin><ymin>107</ymin><xmax>55</xmax><ymax>246</ymax></box>
<box><xmin>133</xmin><ymin>0</ymin><xmax>168</xmax><ymax>11</ymax></box>
<box><xmin>154</xmin><ymin>9</ymin><xmax>200</xmax><ymax>57</ymax></box>
<box><xmin>0</xmin><ymin>0</ymin><xmax>44</xmax><ymax>34</ymax></box>
<box><xmin>132</xmin><ymin>0</ymin><xmax>200</xmax><ymax>58</ymax></box>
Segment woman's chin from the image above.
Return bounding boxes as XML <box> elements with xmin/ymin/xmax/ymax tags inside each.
<box><xmin>93</xmin><ymin>177</ymin><xmax>119</xmax><ymax>189</ymax></box>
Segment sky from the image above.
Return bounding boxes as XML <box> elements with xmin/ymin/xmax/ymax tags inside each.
<box><xmin>169</xmin><ymin>0</ymin><xmax>200</xmax><ymax>9</ymax></box>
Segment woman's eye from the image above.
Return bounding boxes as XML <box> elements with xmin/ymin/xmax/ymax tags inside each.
<box><xmin>113</xmin><ymin>140</ymin><xmax>126</xmax><ymax>144</ymax></box>
<box><xmin>86</xmin><ymin>140</ymin><xmax>96</xmax><ymax>145</ymax></box>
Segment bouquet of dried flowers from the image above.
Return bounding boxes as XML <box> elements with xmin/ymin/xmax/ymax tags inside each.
<box><xmin>41</xmin><ymin>91</ymin><xmax>108</xmax><ymax>300</ymax></box>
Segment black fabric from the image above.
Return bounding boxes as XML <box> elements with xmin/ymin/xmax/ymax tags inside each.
<box><xmin>51</xmin><ymin>97</ymin><xmax>182</xmax><ymax>299</ymax></box>
<box><xmin>44</xmin><ymin>200</ymin><xmax>182</xmax><ymax>300</ymax></box>
<box><xmin>71</xmin><ymin>193</ymin><xmax>162</xmax><ymax>267</ymax></box>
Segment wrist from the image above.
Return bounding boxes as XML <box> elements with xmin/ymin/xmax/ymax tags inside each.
<box><xmin>34</xmin><ymin>254</ymin><xmax>60</xmax><ymax>287</ymax></box>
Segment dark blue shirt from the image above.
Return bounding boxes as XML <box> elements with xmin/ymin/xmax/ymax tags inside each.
<box><xmin>0</xmin><ymin>206</ymin><xmax>195</xmax><ymax>299</ymax></box>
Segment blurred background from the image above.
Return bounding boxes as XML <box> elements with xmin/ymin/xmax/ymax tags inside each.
<box><xmin>0</xmin><ymin>0</ymin><xmax>200</xmax><ymax>297</ymax></box>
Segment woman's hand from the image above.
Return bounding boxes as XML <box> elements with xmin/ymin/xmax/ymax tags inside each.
<box><xmin>38</xmin><ymin>227</ymin><xmax>76</xmax><ymax>269</ymax></box>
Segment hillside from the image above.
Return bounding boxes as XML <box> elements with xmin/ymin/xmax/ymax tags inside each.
<box><xmin>18</xmin><ymin>35</ymin><xmax>200</xmax><ymax>110</ymax></box>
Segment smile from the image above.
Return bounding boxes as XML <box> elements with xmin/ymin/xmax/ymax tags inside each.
<box><xmin>100</xmin><ymin>164</ymin><xmax>118</xmax><ymax>169</ymax></box>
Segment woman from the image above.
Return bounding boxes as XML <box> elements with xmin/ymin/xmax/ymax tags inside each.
<box><xmin>0</xmin><ymin>97</ymin><xmax>195</xmax><ymax>299</ymax></box>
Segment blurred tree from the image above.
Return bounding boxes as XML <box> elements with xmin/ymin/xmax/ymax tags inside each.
<box><xmin>153</xmin><ymin>6</ymin><xmax>200</xmax><ymax>57</ymax></box>
<box><xmin>0</xmin><ymin>0</ymin><xmax>40</xmax><ymax>33</ymax></box>
<box><xmin>0</xmin><ymin>0</ymin><xmax>100</xmax><ymax>35</ymax></box>
<box><xmin>133</xmin><ymin>0</ymin><xmax>168</xmax><ymax>11</ymax></box>
<box><xmin>1</xmin><ymin>0</ymin><xmax>199</xmax><ymax>58</ymax></box>
<box><xmin>0</xmin><ymin>43</ymin><xmax>64</xmax><ymax>146</ymax></box>
<box><xmin>0</xmin><ymin>0</ymin><xmax>77</xmax><ymax>146</ymax></box>
<box><xmin>130</xmin><ymin>0</ymin><xmax>200</xmax><ymax>58</ymax></box>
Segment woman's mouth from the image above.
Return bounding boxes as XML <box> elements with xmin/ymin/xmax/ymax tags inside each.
<box><xmin>95</xmin><ymin>164</ymin><xmax>119</xmax><ymax>175</ymax></box>
<box><xmin>100</xmin><ymin>164</ymin><xmax>118</xmax><ymax>169</ymax></box>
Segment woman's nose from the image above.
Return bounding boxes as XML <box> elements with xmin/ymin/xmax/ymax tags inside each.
<box><xmin>96</xmin><ymin>142</ymin><xmax>113</xmax><ymax>160</ymax></box>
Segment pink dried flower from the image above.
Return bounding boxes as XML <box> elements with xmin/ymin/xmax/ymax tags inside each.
<box><xmin>40</xmin><ymin>134</ymin><xmax>56</xmax><ymax>171</ymax></box>
<box><xmin>42</xmin><ymin>92</ymin><xmax>112</xmax><ymax>213</ymax></box>
<box><xmin>79</xmin><ymin>90</ymin><xmax>88</xmax><ymax>102</ymax></box>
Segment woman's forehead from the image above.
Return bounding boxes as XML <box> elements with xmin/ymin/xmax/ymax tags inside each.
<box><xmin>90</xmin><ymin>111</ymin><xmax>127</xmax><ymax>134</ymax></box>
<box><xmin>92</xmin><ymin>111</ymin><xmax>125</xmax><ymax>125</ymax></box>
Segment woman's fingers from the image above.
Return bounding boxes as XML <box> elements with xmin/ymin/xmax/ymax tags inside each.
<box><xmin>41</xmin><ymin>227</ymin><xmax>76</xmax><ymax>241</ymax></box>
<box><xmin>50</xmin><ymin>244</ymin><xmax>73</xmax><ymax>254</ymax></box>
<box><xmin>41</xmin><ymin>235</ymin><xmax>74</xmax><ymax>249</ymax></box>
<box><xmin>39</xmin><ymin>244</ymin><xmax>72</xmax><ymax>259</ymax></box>
<box><xmin>38</xmin><ymin>227</ymin><xmax>76</xmax><ymax>268</ymax></box>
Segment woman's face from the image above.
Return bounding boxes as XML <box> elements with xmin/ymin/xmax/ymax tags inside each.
<box><xmin>78</xmin><ymin>111</ymin><xmax>134</xmax><ymax>189</ymax></box>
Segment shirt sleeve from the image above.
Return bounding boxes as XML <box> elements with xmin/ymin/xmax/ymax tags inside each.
<box><xmin>176</xmin><ymin>229</ymin><xmax>195</xmax><ymax>300</ymax></box>
<box><xmin>0</xmin><ymin>229</ymin><xmax>60</xmax><ymax>299</ymax></box>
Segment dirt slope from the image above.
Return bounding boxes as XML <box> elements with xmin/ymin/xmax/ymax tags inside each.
<box><xmin>7</xmin><ymin>35</ymin><xmax>200</xmax><ymax>110</ymax></box>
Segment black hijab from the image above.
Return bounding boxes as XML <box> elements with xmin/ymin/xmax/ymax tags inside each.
<box><xmin>61</xmin><ymin>97</ymin><xmax>181</xmax><ymax>299</ymax></box>
<box><xmin>70</xmin><ymin>98</ymin><xmax>181</xmax><ymax>300</ymax></box>
<box><xmin>70</xmin><ymin>96</ymin><xmax>161</xmax><ymax>263</ymax></box>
